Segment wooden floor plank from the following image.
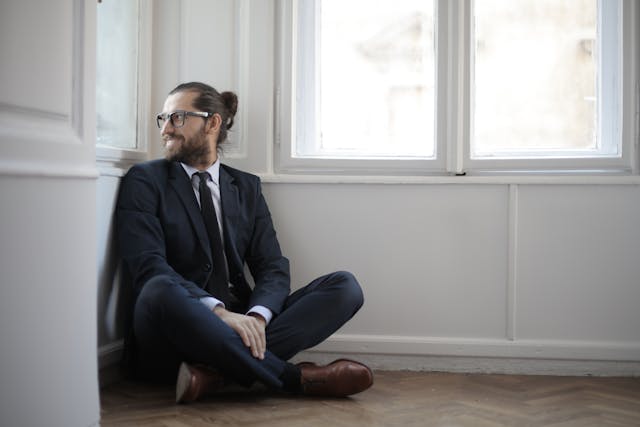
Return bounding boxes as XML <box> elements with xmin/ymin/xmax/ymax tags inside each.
<box><xmin>101</xmin><ymin>371</ymin><xmax>640</xmax><ymax>426</ymax></box>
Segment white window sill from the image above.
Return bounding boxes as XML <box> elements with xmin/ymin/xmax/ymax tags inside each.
<box><xmin>258</xmin><ymin>173</ymin><xmax>640</xmax><ymax>185</ymax></box>
<box><xmin>96</xmin><ymin>146</ymin><xmax>148</xmax><ymax>178</ymax></box>
<box><xmin>96</xmin><ymin>145</ymin><xmax>148</xmax><ymax>162</ymax></box>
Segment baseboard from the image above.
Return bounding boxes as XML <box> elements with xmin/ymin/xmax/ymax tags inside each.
<box><xmin>309</xmin><ymin>334</ymin><xmax>640</xmax><ymax>361</ymax></box>
<box><xmin>99</xmin><ymin>361</ymin><xmax>124</xmax><ymax>389</ymax></box>
<box><xmin>293</xmin><ymin>334</ymin><xmax>640</xmax><ymax>376</ymax></box>
<box><xmin>99</xmin><ymin>340</ymin><xmax>124</xmax><ymax>368</ymax></box>
<box><xmin>291</xmin><ymin>352</ymin><xmax>640</xmax><ymax>377</ymax></box>
<box><xmin>97</xmin><ymin>334</ymin><xmax>640</xmax><ymax>379</ymax></box>
<box><xmin>98</xmin><ymin>340</ymin><xmax>124</xmax><ymax>388</ymax></box>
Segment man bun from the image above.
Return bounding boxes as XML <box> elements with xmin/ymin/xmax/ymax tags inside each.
<box><xmin>221</xmin><ymin>91</ymin><xmax>238</xmax><ymax>130</ymax></box>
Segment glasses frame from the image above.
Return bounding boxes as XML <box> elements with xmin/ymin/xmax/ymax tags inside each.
<box><xmin>156</xmin><ymin>110</ymin><xmax>212</xmax><ymax>129</ymax></box>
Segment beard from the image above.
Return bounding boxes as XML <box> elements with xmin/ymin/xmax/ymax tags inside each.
<box><xmin>163</xmin><ymin>127</ymin><xmax>211</xmax><ymax>166</ymax></box>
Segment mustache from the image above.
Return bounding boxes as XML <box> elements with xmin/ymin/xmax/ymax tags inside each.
<box><xmin>162</xmin><ymin>134</ymin><xmax>184</xmax><ymax>144</ymax></box>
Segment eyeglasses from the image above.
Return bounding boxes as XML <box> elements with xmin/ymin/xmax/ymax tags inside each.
<box><xmin>156</xmin><ymin>110</ymin><xmax>212</xmax><ymax>129</ymax></box>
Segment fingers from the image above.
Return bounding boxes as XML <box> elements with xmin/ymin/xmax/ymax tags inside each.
<box><xmin>237</xmin><ymin>324</ymin><xmax>253</xmax><ymax>350</ymax></box>
<box><xmin>247</xmin><ymin>314</ymin><xmax>266</xmax><ymax>358</ymax></box>
<box><xmin>254</xmin><ymin>320</ymin><xmax>266</xmax><ymax>359</ymax></box>
<box><xmin>218</xmin><ymin>311</ymin><xmax>266</xmax><ymax>360</ymax></box>
<box><xmin>246</xmin><ymin>317</ymin><xmax>266</xmax><ymax>359</ymax></box>
<box><xmin>242</xmin><ymin>319</ymin><xmax>264</xmax><ymax>359</ymax></box>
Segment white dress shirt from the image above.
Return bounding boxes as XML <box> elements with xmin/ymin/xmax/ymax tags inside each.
<box><xmin>180</xmin><ymin>161</ymin><xmax>273</xmax><ymax>324</ymax></box>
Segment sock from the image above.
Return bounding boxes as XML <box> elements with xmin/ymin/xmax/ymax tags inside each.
<box><xmin>279</xmin><ymin>363</ymin><xmax>302</xmax><ymax>393</ymax></box>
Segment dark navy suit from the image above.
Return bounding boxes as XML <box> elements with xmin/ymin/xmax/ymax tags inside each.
<box><xmin>116</xmin><ymin>159</ymin><xmax>363</xmax><ymax>388</ymax></box>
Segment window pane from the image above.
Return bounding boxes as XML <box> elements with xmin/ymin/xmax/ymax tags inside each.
<box><xmin>473</xmin><ymin>0</ymin><xmax>599</xmax><ymax>158</ymax></box>
<box><xmin>96</xmin><ymin>0</ymin><xmax>139</xmax><ymax>149</ymax></box>
<box><xmin>296</xmin><ymin>0</ymin><xmax>436</xmax><ymax>159</ymax></box>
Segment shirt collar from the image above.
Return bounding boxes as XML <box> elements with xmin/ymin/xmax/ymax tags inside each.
<box><xmin>181</xmin><ymin>159</ymin><xmax>221</xmax><ymax>187</ymax></box>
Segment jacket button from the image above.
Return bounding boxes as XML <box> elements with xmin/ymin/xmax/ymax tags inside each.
<box><xmin>203</xmin><ymin>263</ymin><xmax>212</xmax><ymax>272</ymax></box>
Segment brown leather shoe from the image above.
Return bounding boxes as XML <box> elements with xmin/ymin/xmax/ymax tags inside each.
<box><xmin>299</xmin><ymin>359</ymin><xmax>373</xmax><ymax>397</ymax></box>
<box><xmin>176</xmin><ymin>362</ymin><xmax>224</xmax><ymax>403</ymax></box>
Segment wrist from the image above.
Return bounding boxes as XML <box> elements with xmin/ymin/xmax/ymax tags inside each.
<box><xmin>247</xmin><ymin>312</ymin><xmax>266</xmax><ymax>326</ymax></box>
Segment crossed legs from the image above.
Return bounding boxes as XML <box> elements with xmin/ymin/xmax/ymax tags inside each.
<box><xmin>132</xmin><ymin>271</ymin><xmax>365</xmax><ymax>391</ymax></box>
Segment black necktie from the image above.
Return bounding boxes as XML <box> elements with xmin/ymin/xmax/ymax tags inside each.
<box><xmin>195</xmin><ymin>172</ymin><xmax>230</xmax><ymax>304</ymax></box>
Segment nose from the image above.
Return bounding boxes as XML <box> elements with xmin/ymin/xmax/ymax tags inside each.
<box><xmin>160</xmin><ymin>118</ymin><xmax>174</xmax><ymax>135</ymax></box>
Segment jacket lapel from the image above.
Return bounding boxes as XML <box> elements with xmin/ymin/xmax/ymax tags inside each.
<box><xmin>168</xmin><ymin>161</ymin><xmax>211</xmax><ymax>258</ymax></box>
<box><xmin>219</xmin><ymin>166</ymin><xmax>239</xmax><ymax>256</ymax></box>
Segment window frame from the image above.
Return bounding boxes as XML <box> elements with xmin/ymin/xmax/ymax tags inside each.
<box><xmin>95</xmin><ymin>0</ymin><xmax>152</xmax><ymax>164</ymax></box>
<box><xmin>276</xmin><ymin>0</ymin><xmax>447</xmax><ymax>175</ymax></box>
<box><xmin>464</xmin><ymin>0</ymin><xmax>630</xmax><ymax>174</ymax></box>
<box><xmin>275</xmin><ymin>0</ymin><xmax>639</xmax><ymax>176</ymax></box>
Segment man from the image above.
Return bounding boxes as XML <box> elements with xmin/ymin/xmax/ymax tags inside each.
<box><xmin>116</xmin><ymin>82</ymin><xmax>373</xmax><ymax>403</ymax></box>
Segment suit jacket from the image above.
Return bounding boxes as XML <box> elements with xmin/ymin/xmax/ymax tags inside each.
<box><xmin>116</xmin><ymin>159</ymin><xmax>291</xmax><ymax>315</ymax></box>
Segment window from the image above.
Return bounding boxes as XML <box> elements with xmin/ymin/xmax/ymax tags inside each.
<box><xmin>296</xmin><ymin>0</ymin><xmax>436</xmax><ymax>160</ymax></box>
<box><xmin>468</xmin><ymin>0</ymin><xmax>624</xmax><ymax>172</ymax></box>
<box><xmin>277</xmin><ymin>0</ymin><xmax>636</xmax><ymax>175</ymax></box>
<box><xmin>96</xmin><ymin>0</ymin><xmax>151</xmax><ymax>158</ymax></box>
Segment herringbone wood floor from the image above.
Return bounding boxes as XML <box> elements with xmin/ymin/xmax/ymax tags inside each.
<box><xmin>101</xmin><ymin>371</ymin><xmax>640</xmax><ymax>426</ymax></box>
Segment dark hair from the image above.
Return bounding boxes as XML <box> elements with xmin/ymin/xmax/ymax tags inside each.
<box><xmin>169</xmin><ymin>82</ymin><xmax>238</xmax><ymax>152</ymax></box>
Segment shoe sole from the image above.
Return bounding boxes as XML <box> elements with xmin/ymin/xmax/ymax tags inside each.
<box><xmin>176</xmin><ymin>362</ymin><xmax>193</xmax><ymax>404</ymax></box>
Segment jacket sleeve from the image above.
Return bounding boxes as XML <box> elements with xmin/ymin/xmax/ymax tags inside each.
<box><xmin>244</xmin><ymin>178</ymin><xmax>291</xmax><ymax>314</ymax></box>
<box><xmin>116</xmin><ymin>164</ymin><xmax>209</xmax><ymax>299</ymax></box>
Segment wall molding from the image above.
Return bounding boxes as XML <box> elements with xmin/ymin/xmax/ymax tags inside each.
<box><xmin>229</xmin><ymin>0</ymin><xmax>250</xmax><ymax>159</ymax></box>
<box><xmin>71</xmin><ymin>0</ymin><xmax>86</xmax><ymax>141</ymax></box>
<box><xmin>0</xmin><ymin>102</ymin><xmax>84</xmax><ymax>148</ymax></box>
<box><xmin>0</xmin><ymin>0</ymin><xmax>86</xmax><ymax>149</ymax></box>
<box><xmin>0</xmin><ymin>102</ymin><xmax>68</xmax><ymax>122</ymax></box>
<box><xmin>0</xmin><ymin>160</ymin><xmax>98</xmax><ymax>179</ymax></box>
<box><xmin>309</xmin><ymin>334</ymin><xmax>640</xmax><ymax>362</ymax></box>
<box><xmin>293</xmin><ymin>352</ymin><xmax>640</xmax><ymax>377</ymax></box>
<box><xmin>506</xmin><ymin>184</ymin><xmax>518</xmax><ymax>340</ymax></box>
<box><xmin>98</xmin><ymin>333</ymin><xmax>640</xmax><ymax>377</ymax></box>
<box><xmin>294</xmin><ymin>334</ymin><xmax>640</xmax><ymax>376</ymax></box>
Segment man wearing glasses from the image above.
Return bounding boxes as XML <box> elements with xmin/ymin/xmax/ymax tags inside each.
<box><xmin>116</xmin><ymin>82</ymin><xmax>373</xmax><ymax>403</ymax></box>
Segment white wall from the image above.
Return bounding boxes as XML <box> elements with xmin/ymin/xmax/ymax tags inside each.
<box><xmin>0</xmin><ymin>1</ymin><xmax>100</xmax><ymax>426</ymax></box>
<box><xmin>262</xmin><ymin>182</ymin><xmax>640</xmax><ymax>374</ymax></box>
<box><xmin>194</xmin><ymin>1</ymin><xmax>640</xmax><ymax>374</ymax></box>
<box><xmin>97</xmin><ymin>0</ymin><xmax>640</xmax><ymax>377</ymax></box>
<box><xmin>97</xmin><ymin>172</ymin><xmax>130</xmax><ymax>371</ymax></box>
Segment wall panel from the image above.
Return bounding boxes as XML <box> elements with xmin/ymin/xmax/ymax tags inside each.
<box><xmin>0</xmin><ymin>1</ymin><xmax>100</xmax><ymax>426</ymax></box>
<box><xmin>263</xmin><ymin>183</ymin><xmax>510</xmax><ymax>339</ymax></box>
<box><xmin>517</xmin><ymin>185</ymin><xmax>640</xmax><ymax>342</ymax></box>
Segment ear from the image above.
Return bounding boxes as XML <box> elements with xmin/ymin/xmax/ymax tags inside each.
<box><xmin>205</xmin><ymin>113</ymin><xmax>222</xmax><ymax>135</ymax></box>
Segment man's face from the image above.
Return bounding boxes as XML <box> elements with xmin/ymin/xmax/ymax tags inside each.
<box><xmin>160</xmin><ymin>91</ymin><xmax>211</xmax><ymax>166</ymax></box>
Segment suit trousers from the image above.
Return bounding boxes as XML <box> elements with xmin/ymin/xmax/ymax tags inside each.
<box><xmin>132</xmin><ymin>271</ymin><xmax>364</xmax><ymax>389</ymax></box>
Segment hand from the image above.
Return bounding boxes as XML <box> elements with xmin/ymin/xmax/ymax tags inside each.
<box><xmin>214</xmin><ymin>307</ymin><xmax>266</xmax><ymax>359</ymax></box>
